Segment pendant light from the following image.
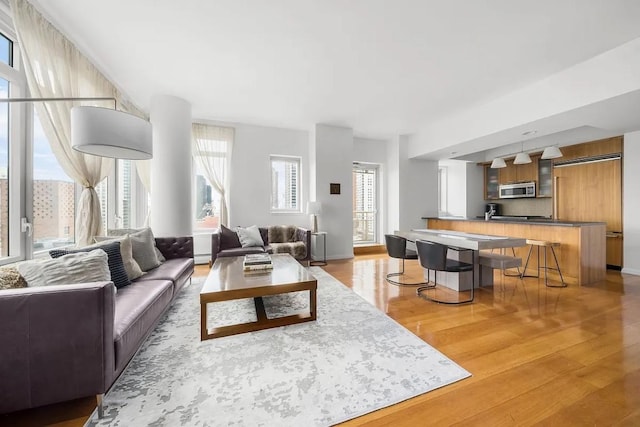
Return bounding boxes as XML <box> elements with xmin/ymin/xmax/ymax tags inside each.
<box><xmin>490</xmin><ymin>157</ymin><xmax>506</xmax><ymax>168</ymax></box>
<box><xmin>513</xmin><ymin>143</ymin><xmax>531</xmax><ymax>164</ymax></box>
<box><xmin>72</xmin><ymin>106</ymin><xmax>153</xmax><ymax>159</ymax></box>
<box><xmin>541</xmin><ymin>145</ymin><xmax>563</xmax><ymax>160</ymax></box>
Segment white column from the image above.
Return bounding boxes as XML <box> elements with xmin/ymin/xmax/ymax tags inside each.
<box><xmin>312</xmin><ymin>124</ymin><xmax>354</xmax><ymax>260</ymax></box>
<box><xmin>150</xmin><ymin>94</ymin><xmax>192</xmax><ymax>237</ymax></box>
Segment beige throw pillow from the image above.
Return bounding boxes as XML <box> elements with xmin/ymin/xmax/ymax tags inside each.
<box><xmin>17</xmin><ymin>250</ymin><xmax>111</xmax><ymax>288</ymax></box>
<box><xmin>94</xmin><ymin>235</ymin><xmax>145</xmax><ymax>280</ymax></box>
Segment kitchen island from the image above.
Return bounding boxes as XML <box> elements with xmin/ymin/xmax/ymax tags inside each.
<box><xmin>396</xmin><ymin>229</ymin><xmax>526</xmax><ymax>291</ymax></box>
<box><xmin>422</xmin><ymin>217</ymin><xmax>606</xmax><ymax>285</ymax></box>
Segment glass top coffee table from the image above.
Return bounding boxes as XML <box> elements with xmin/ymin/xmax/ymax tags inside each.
<box><xmin>200</xmin><ymin>254</ymin><xmax>317</xmax><ymax>340</ymax></box>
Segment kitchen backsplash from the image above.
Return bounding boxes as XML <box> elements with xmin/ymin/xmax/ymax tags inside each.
<box><xmin>498</xmin><ymin>198</ymin><xmax>553</xmax><ymax>217</ymax></box>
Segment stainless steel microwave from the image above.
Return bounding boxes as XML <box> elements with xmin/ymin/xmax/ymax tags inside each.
<box><xmin>499</xmin><ymin>182</ymin><xmax>536</xmax><ymax>199</ymax></box>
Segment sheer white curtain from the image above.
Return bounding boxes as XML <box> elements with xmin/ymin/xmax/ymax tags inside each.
<box><xmin>11</xmin><ymin>0</ymin><xmax>145</xmax><ymax>246</ymax></box>
<box><xmin>192</xmin><ymin>124</ymin><xmax>234</xmax><ymax>226</ymax></box>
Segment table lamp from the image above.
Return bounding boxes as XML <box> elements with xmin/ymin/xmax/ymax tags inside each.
<box><xmin>307</xmin><ymin>201</ymin><xmax>322</xmax><ymax>233</ymax></box>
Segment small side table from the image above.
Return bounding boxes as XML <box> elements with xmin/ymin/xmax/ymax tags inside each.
<box><xmin>310</xmin><ymin>231</ymin><xmax>327</xmax><ymax>266</ymax></box>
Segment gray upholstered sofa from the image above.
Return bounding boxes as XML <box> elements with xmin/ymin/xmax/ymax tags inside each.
<box><xmin>211</xmin><ymin>225</ymin><xmax>311</xmax><ymax>265</ymax></box>
<box><xmin>0</xmin><ymin>236</ymin><xmax>194</xmax><ymax>417</ymax></box>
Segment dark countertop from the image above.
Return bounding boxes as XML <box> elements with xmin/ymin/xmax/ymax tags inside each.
<box><xmin>421</xmin><ymin>216</ymin><xmax>606</xmax><ymax>227</ymax></box>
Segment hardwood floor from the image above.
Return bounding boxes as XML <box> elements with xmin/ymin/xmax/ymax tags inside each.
<box><xmin>2</xmin><ymin>255</ymin><xmax>639</xmax><ymax>426</ymax></box>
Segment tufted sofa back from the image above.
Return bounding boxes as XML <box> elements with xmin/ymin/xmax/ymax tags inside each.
<box><xmin>155</xmin><ymin>236</ymin><xmax>194</xmax><ymax>260</ymax></box>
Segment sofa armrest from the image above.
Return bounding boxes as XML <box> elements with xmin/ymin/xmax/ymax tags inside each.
<box><xmin>155</xmin><ymin>236</ymin><xmax>194</xmax><ymax>260</ymax></box>
<box><xmin>296</xmin><ymin>227</ymin><xmax>311</xmax><ymax>261</ymax></box>
<box><xmin>0</xmin><ymin>281</ymin><xmax>116</xmax><ymax>414</ymax></box>
<box><xmin>211</xmin><ymin>232</ymin><xmax>221</xmax><ymax>265</ymax></box>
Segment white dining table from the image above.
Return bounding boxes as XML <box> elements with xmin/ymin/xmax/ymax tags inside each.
<box><xmin>395</xmin><ymin>229</ymin><xmax>526</xmax><ymax>291</ymax></box>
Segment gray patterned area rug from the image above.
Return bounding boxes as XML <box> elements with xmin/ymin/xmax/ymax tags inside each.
<box><xmin>86</xmin><ymin>267</ymin><xmax>470</xmax><ymax>427</ymax></box>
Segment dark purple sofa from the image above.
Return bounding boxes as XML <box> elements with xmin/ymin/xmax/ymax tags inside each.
<box><xmin>0</xmin><ymin>236</ymin><xmax>194</xmax><ymax>418</ymax></box>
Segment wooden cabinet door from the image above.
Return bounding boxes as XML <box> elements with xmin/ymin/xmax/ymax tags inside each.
<box><xmin>499</xmin><ymin>160</ymin><xmax>517</xmax><ymax>184</ymax></box>
<box><xmin>515</xmin><ymin>161</ymin><xmax>536</xmax><ymax>183</ymax></box>
<box><xmin>537</xmin><ymin>158</ymin><xmax>553</xmax><ymax>197</ymax></box>
<box><xmin>484</xmin><ymin>165</ymin><xmax>500</xmax><ymax>200</ymax></box>
<box><xmin>606</xmin><ymin>234</ymin><xmax>623</xmax><ymax>267</ymax></box>
<box><xmin>554</xmin><ymin>159</ymin><xmax>622</xmax><ymax>231</ymax></box>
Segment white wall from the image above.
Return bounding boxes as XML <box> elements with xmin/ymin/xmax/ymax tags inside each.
<box><xmin>227</xmin><ymin>123</ymin><xmax>310</xmax><ymax>228</ymax></box>
<box><xmin>312</xmin><ymin>124</ymin><xmax>354</xmax><ymax>260</ymax></box>
<box><xmin>386</xmin><ymin>138</ymin><xmax>401</xmax><ymax>233</ymax></box>
<box><xmin>623</xmin><ymin>131</ymin><xmax>640</xmax><ymax>275</ymax></box>
<box><xmin>439</xmin><ymin>159</ymin><xmax>467</xmax><ymax>217</ymax></box>
<box><xmin>354</xmin><ymin>137</ymin><xmax>389</xmax><ymax>243</ymax></box>
<box><xmin>466</xmin><ymin>162</ymin><xmax>485</xmax><ymax>218</ymax></box>
<box><xmin>398</xmin><ymin>135</ymin><xmax>438</xmax><ymax>230</ymax></box>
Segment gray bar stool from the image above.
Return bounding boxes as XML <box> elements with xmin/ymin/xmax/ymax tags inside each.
<box><xmin>521</xmin><ymin>239</ymin><xmax>566</xmax><ymax>287</ymax></box>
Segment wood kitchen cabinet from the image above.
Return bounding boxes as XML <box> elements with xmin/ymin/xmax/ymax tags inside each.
<box><xmin>606</xmin><ymin>233</ymin><xmax>623</xmax><ymax>268</ymax></box>
<box><xmin>554</xmin><ymin>136</ymin><xmax>623</xmax><ymax>268</ymax></box>
<box><xmin>498</xmin><ymin>158</ymin><xmax>537</xmax><ymax>184</ymax></box>
<box><xmin>484</xmin><ymin>157</ymin><xmax>538</xmax><ymax>199</ymax></box>
<box><xmin>484</xmin><ymin>165</ymin><xmax>500</xmax><ymax>200</ymax></box>
<box><xmin>537</xmin><ymin>158</ymin><xmax>553</xmax><ymax>197</ymax></box>
<box><xmin>498</xmin><ymin>159</ymin><xmax>517</xmax><ymax>184</ymax></box>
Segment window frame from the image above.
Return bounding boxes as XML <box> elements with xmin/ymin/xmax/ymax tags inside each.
<box><xmin>0</xmin><ymin>28</ymin><xmax>27</xmax><ymax>264</ymax></box>
<box><xmin>352</xmin><ymin>162</ymin><xmax>379</xmax><ymax>245</ymax></box>
<box><xmin>270</xmin><ymin>155</ymin><xmax>302</xmax><ymax>214</ymax></box>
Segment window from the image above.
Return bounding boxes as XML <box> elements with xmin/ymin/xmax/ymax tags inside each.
<box><xmin>353</xmin><ymin>163</ymin><xmax>378</xmax><ymax>244</ymax></box>
<box><xmin>32</xmin><ymin>110</ymin><xmax>76</xmax><ymax>252</ymax></box>
<box><xmin>0</xmin><ymin>32</ymin><xmax>11</xmax><ymax>66</ymax></box>
<box><xmin>270</xmin><ymin>156</ymin><xmax>300</xmax><ymax>212</ymax></box>
<box><xmin>438</xmin><ymin>166</ymin><xmax>448</xmax><ymax>215</ymax></box>
<box><xmin>0</xmin><ymin>76</ymin><xmax>8</xmax><ymax>257</ymax></box>
<box><xmin>0</xmin><ymin>31</ymin><xmax>18</xmax><ymax>261</ymax></box>
<box><xmin>115</xmin><ymin>159</ymin><xmax>133</xmax><ymax>229</ymax></box>
<box><xmin>194</xmin><ymin>167</ymin><xmax>223</xmax><ymax>231</ymax></box>
<box><xmin>193</xmin><ymin>130</ymin><xmax>231</xmax><ymax>230</ymax></box>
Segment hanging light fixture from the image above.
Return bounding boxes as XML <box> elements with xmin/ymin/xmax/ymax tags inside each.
<box><xmin>490</xmin><ymin>157</ymin><xmax>507</xmax><ymax>168</ymax></box>
<box><xmin>71</xmin><ymin>106</ymin><xmax>152</xmax><ymax>160</ymax></box>
<box><xmin>513</xmin><ymin>142</ymin><xmax>531</xmax><ymax>164</ymax></box>
<box><xmin>1</xmin><ymin>97</ymin><xmax>153</xmax><ymax>160</ymax></box>
<box><xmin>541</xmin><ymin>145</ymin><xmax>563</xmax><ymax>160</ymax></box>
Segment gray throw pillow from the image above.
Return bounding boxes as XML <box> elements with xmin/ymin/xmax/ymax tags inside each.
<box><xmin>107</xmin><ymin>227</ymin><xmax>166</xmax><ymax>271</ymax></box>
<box><xmin>129</xmin><ymin>228</ymin><xmax>161</xmax><ymax>271</ymax></box>
<box><xmin>236</xmin><ymin>225</ymin><xmax>264</xmax><ymax>248</ymax></box>
<box><xmin>18</xmin><ymin>250</ymin><xmax>111</xmax><ymax>288</ymax></box>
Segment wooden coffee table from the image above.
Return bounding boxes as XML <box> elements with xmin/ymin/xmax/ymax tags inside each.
<box><xmin>200</xmin><ymin>254</ymin><xmax>317</xmax><ymax>340</ymax></box>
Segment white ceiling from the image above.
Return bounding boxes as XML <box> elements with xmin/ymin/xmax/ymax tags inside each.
<box><xmin>31</xmin><ymin>0</ymin><xmax>640</xmax><ymax>159</ymax></box>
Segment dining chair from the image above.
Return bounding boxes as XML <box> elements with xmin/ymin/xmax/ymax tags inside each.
<box><xmin>415</xmin><ymin>239</ymin><xmax>475</xmax><ymax>304</ymax></box>
<box><xmin>384</xmin><ymin>234</ymin><xmax>427</xmax><ymax>286</ymax></box>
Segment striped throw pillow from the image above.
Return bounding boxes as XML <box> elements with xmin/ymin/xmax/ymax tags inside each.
<box><xmin>50</xmin><ymin>241</ymin><xmax>131</xmax><ymax>289</ymax></box>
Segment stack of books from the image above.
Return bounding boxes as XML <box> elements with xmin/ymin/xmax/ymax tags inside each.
<box><xmin>243</xmin><ymin>253</ymin><xmax>273</xmax><ymax>272</ymax></box>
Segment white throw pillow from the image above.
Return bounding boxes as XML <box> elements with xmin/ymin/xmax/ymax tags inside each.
<box><xmin>236</xmin><ymin>225</ymin><xmax>264</xmax><ymax>248</ymax></box>
<box><xmin>94</xmin><ymin>234</ymin><xmax>145</xmax><ymax>280</ymax></box>
<box><xmin>17</xmin><ymin>249</ymin><xmax>111</xmax><ymax>288</ymax></box>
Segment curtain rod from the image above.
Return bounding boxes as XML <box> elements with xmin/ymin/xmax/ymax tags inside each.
<box><xmin>0</xmin><ymin>97</ymin><xmax>117</xmax><ymax>108</ymax></box>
